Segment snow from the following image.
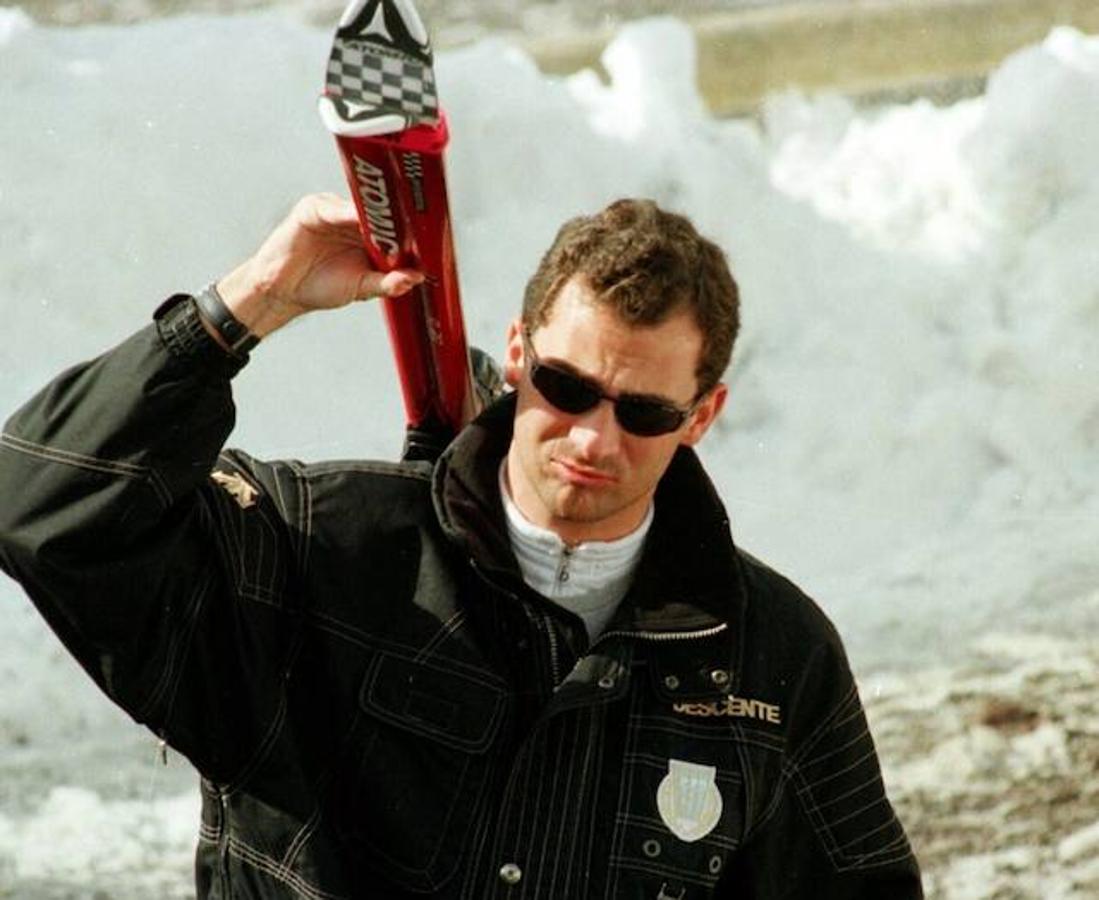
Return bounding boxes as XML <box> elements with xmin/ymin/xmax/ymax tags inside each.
<box><xmin>1059</xmin><ymin>820</ymin><xmax>1099</xmax><ymax>865</ymax></box>
<box><xmin>0</xmin><ymin>787</ymin><xmax>199</xmax><ymax>897</ymax></box>
<box><xmin>1</xmin><ymin>7</ymin><xmax>1097</xmax><ymax>897</ymax></box>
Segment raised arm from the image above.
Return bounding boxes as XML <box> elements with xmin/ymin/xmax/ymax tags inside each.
<box><xmin>0</xmin><ymin>194</ymin><xmax>420</xmax><ymax>780</ymax></box>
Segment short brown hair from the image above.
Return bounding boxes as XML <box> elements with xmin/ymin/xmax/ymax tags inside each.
<box><xmin>522</xmin><ymin>199</ymin><xmax>740</xmax><ymax>393</ymax></box>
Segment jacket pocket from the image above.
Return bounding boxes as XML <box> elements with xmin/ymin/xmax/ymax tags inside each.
<box><xmin>338</xmin><ymin>648</ymin><xmax>507</xmax><ymax>892</ymax></box>
<box><xmin>606</xmin><ymin>712</ymin><xmax>745</xmax><ymax>899</ymax></box>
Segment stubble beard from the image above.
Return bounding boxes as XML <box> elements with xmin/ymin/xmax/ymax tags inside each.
<box><xmin>537</xmin><ymin>442</ymin><xmax>626</xmax><ymax>525</ymax></box>
<box><xmin>542</xmin><ymin>480</ymin><xmax>612</xmax><ymax>524</ymax></box>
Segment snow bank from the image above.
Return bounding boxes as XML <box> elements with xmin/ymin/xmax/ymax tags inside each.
<box><xmin>0</xmin><ymin>787</ymin><xmax>197</xmax><ymax>896</ymax></box>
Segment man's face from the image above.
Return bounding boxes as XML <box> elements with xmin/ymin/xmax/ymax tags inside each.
<box><xmin>504</xmin><ymin>276</ymin><xmax>727</xmax><ymax>544</ymax></box>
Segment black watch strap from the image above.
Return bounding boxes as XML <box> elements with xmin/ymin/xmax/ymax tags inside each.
<box><xmin>153</xmin><ymin>293</ymin><xmax>249</xmax><ymax>375</ymax></box>
<box><xmin>193</xmin><ymin>282</ymin><xmax>260</xmax><ymax>357</ymax></box>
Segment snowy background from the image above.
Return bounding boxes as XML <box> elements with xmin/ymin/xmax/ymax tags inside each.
<box><xmin>1</xmin><ymin>4</ymin><xmax>1097</xmax><ymax>897</ymax></box>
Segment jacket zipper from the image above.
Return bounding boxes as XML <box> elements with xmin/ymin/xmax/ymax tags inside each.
<box><xmin>217</xmin><ymin>786</ymin><xmax>231</xmax><ymax>896</ymax></box>
<box><xmin>468</xmin><ymin>557</ymin><xmax>568</xmax><ymax>688</ymax></box>
<box><xmin>543</xmin><ymin>612</ymin><xmax>562</xmax><ymax>686</ymax></box>
<box><xmin>467</xmin><ymin>558</ymin><xmax>725</xmax><ymax>684</ymax></box>
<box><xmin>593</xmin><ymin>622</ymin><xmax>728</xmax><ymax>649</ymax></box>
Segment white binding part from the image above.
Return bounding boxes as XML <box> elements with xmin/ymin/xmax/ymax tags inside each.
<box><xmin>318</xmin><ymin>99</ymin><xmax>409</xmax><ymax>138</ymax></box>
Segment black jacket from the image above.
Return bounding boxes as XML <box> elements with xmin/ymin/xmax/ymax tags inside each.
<box><xmin>0</xmin><ymin>295</ymin><xmax>922</xmax><ymax>898</ymax></box>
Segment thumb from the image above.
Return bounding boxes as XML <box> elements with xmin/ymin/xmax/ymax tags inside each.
<box><xmin>358</xmin><ymin>268</ymin><xmax>425</xmax><ymax>300</ymax></box>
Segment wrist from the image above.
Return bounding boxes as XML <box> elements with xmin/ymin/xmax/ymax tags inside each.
<box><xmin>214</xmin><ymin>261</ymin><xmax>298</xmax><ymax>340</ymax></box>
<box><xmin>154</xmin><ymin>293</ymin><xmax>249</xmax><ymax>376</ymax></box>
<box><xmin>193</xmin><ymin>282</ymin><xmax>260</xmax><ymax>358</ymax></box>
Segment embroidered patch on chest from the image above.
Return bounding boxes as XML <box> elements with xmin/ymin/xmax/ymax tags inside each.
<box><xmin>656</xmin><ymin>759</ymin><xmax>723</xmax><ymax>842</ymax></box>
<box><xmin>210</xmin><ymin>470</ymin><xmax>259</xmax><ymax>509</ymax></box>
<box><xmin>672</xmin><ymin>694</ymin><xmax>782</xmax><ymax>725</ymax></box>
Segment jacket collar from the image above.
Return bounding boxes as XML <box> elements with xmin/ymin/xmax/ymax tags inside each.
<box><xmin>432</xmin><ymin>393</ymin><xmax>747</xmax><ymax>637</ymax></box>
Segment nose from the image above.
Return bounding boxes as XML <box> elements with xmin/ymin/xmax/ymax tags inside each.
<box><xmin>568</xmin><ymin>397</ymin><xmax>622</xmax><ymax>460</ymax></box>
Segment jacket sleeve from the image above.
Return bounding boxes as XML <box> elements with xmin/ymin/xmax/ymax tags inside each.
<box><xmin>0</xmin><ymin>296</ymin><xmax>304</xmax><ymax>783</ymax></box>
<box><xmin>722</xmin><ymin>658</ymin><xmax>923</xmax><ymax>898</ymax></box>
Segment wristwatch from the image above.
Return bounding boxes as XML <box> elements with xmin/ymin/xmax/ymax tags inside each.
<box><xmin>192</xmin><ymin>282</ymin><xmax>260</xmax><ymax>357</ymax></box>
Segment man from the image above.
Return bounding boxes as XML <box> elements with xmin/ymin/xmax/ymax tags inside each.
<box><xmin>0</xmin><ymin>193</ymin><xmax>921</xmax><ymax>897</ymax></box>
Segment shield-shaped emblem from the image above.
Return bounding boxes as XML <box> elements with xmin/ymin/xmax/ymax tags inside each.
<box><xmin>656</xmin><ymin>759</ymin><xmax>723</xmax><ymax>842</ymax></box>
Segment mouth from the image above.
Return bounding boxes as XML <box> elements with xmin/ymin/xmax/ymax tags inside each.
<box><xmin>551</xmin><ymin>456</ymin><xmax>617</xmax><ymax>487</ymax></box>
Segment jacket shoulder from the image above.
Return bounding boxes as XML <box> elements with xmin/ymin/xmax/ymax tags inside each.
<box><xmin>215</xmin><ymin>450</ymin><xmax>434</xmax><ymax>523</ymax></box>
<box><xmin>734</xmin><ymin>548</ymin><xmax>859</xmax><ymax>747</ymax></box>
<box><xmin>732</xmin><ymin>550</ymin><xmax>920</xmax><ymax>887</ymax></box>
<box><xmin>202</xmin><ymin>450</ymin><xmax>439</xmax><ymax>589</ymax></box>
<box><xmin>736</xmin><ymin>548</ymin><xmax>845</xmax><ymax>656</ymax></box>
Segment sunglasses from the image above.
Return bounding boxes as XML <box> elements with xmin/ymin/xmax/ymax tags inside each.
<box><xmin>521</xmin><ymin>329</ymin><xmax>703</xmax><ymax>437</ymax></box>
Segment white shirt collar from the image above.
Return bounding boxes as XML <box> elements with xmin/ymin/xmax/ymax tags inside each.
<box><xmin>499</xmin><ymin>460</ymin><xmax>653</xmax><ymax>640</ymax></box>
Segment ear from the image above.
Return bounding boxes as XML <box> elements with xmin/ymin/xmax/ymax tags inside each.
<box><xmin>680</xmin><ymin>383</ymin><xmax>727</xmax><ymax>447</ymax></box>
<box><xmin>503</xmin><ymin>318</ymin><xmax>526</xmax><ymax>388</ymax></box>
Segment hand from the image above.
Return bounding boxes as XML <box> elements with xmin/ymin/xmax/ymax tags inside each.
<box><xmin>214</xmin><ymin>193</ymin><xmax>424</xmax><ymax>339</ymax></box>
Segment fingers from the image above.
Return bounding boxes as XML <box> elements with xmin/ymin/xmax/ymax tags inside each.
<box><xmin>288</xmin><ymin>193</ymin><xmax>425</xmax><ymax>302</ymax></box>
<box><xmin>295</xmin><ymin>193</ymin><xmax>361</xmax><ymax>236</ymax></box>
<box><xmin>382</xmin><ymin>269</ymin><xmax>425</xmax><ymax>296</ymax></box>
<box><xmin>301</xmin><ymin>194</ymin><xmax>424</xmax><ymax>293</ymax></box>
<box><xmin>315</xmin><ymin>193</ymin><xmax>360</xmax><ymax>227</ymax></box>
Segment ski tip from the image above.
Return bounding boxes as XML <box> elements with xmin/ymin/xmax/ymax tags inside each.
<box><xmin>335</xmin><ymin>0</ymin><xmax>430</xmax><ymax>59</ymax></box>
<box><xmin>322</xmin><ymin>0</ymin><xmax>439</xmax><ymax>136</ymax></box>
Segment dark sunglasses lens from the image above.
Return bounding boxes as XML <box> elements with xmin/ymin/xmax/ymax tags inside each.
<box><xmin>615</xmin><ymin>398</ymin><xmax>685</xmax><ymax>436</ymax></box>
<box><xmin>532</xmin><ymin>363</ymin><xmax>601</xmax><ymax>414</ymax></box>
<box><xmin>528</xmin><ymin>350</ymin><xmax>691</xmax><ymax>437</ymax></box>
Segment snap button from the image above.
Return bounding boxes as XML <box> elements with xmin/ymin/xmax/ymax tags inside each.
<box><xmin>498</xmin><ymin>862</ymin><xmax>522</xmax><ymax>885</ymax></box>
<box><xmin>710</xmin><ymin>668</ymin><xmax>730</xmax><ymax>687</ymax></box>
<box><xmin>709</xmin><ymin>853</ymin><xmax>723</xmax><ymax>874</ymax></box>
<box><xmin>598</xmin><ymin>675</ymin><xmax>616</xmax><ymax>690</ymax></box>
<box><xmin>663</xmin><ymin>675</ymin><xmax>680</xmax><ymax>690</ymax></box>
<box><xmin>642</xmin><ymin>838</ymin><xmax>662</xmax><ymax>858</ymax></box>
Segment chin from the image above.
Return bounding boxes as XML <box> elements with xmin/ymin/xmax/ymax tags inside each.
<box><xmin>555</xmin><ymin>493</ymin><xmax>616</xmax><ymax>526</ymax></box>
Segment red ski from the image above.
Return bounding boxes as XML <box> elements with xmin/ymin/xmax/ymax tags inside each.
<box><xmin>319</xmin><ymin>0</ymin><xmax>480</xmax><ymax>457</ymax></box>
